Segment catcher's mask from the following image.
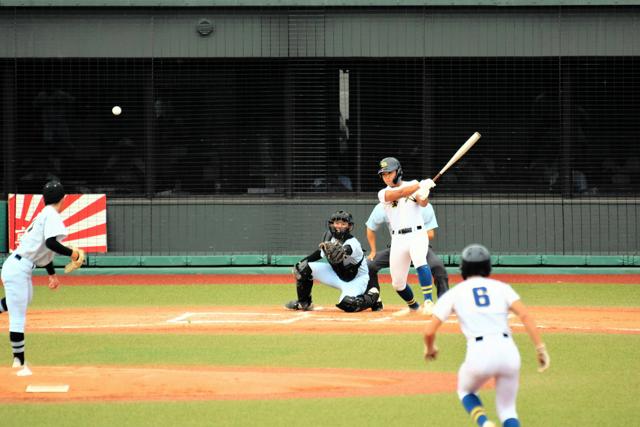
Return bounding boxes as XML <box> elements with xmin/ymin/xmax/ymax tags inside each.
<box><xmin>43</xmin><ymin>180</ymin><xmax>65</xmax><ymax>205</ymax></box>
<box><xmin>378</xmin><ymin>157</ymin><xmax>403</xmax><ymax>184</ymax></box>
<box><xmin>460</xmin><ymin>243</ymin><xmax>492</xmax><ymax>280</ymax></box>
<box><xmin>328</xmin><ymin>210</ymin><xmax>354</xmax><ymax>241</ymax></box>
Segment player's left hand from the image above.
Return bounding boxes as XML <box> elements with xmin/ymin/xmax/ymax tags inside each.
<box><xmin>64</xmin><ymin>247</ymin><xmax>86</xmax><ymax>274</ymax></box>
<box><xmin>414</xmin><ymin>188</ymin><xmax>430</xmax><ymax>200</ymax></box>
<box><xmin>419</xmin><ymin>179</ymin><xmax>436</xmax><ymax>191</ymax></box>
<box><xmin>424</xmin><ymin>343</ymin><xmax>438</xmax><ymax>361</ymax></box>
<box><xmin>48</xmin><ymin>275</ymin><xmax>61</xmax><ymax>290</ymax></box>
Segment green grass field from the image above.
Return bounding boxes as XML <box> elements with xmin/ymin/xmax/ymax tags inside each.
<box><xmin>1</xmin><ymin>280</ymin><xmax>639</xmax><ymax>426</ymax></box>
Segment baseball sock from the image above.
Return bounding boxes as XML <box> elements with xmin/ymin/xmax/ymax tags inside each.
<box><xmin>503</xmin><ymin>418</ymin><xmax>520</xmax><ymax>427</ymax></box>
<box><xmin>416</xmin><ymin>265</ymin><xmax>434</xmax><ymax>302</ymax></box>
<box><xmin>0</xmin><ymin>298</ymin><xmax>7</xmax><ymax>313</ymax></box>
<box><xmin>10</xmin><ymin>331</ymin><xmax>25</xmax><ymax>366</ymax></box>
<box><xmin>461</xmin><ymin>393</ymin><xmax>489</xmax><ymax>427</ymax></box>
<box><xmin>396</xmin><ymin>285</ymin><xmax>419</xmax><ymax>309</ymax></box>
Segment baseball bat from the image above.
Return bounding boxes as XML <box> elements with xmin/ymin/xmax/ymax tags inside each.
<box><xmin>432</xmin><ymin>132</ymin><xmax>481</xmax><ymax>182</ymax></box>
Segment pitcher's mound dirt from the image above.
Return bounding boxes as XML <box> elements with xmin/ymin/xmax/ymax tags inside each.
<box><xmin>0</xmin><ymin>365</ymin><xmax>459</xmax><ymax>403</ymax></box>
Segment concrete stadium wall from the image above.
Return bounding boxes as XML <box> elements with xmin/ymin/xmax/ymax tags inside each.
<box><xmin>2</xmin><ymin>7</ymin><xmax>640</xmax><ymax>58</ymax></box>
<box><xmin>1</xmin><ymin>198</ymin><xmax>637</xmax><ymax>256</ymax></box>
<box><xmin>102</xmin><ymin>198</ymin><xmax>638</xmax><ymax>255</ymax></box>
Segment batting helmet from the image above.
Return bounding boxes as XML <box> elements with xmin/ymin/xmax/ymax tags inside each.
<box><xmin>378</xmin><ymin>157</ymin><xmax>403</xmax><ymax>184</ymax></box>
<box><xmin>43</xmin><ymin>180</ymin><xmax>65</xmax><ymax>205</ymax></box>
<box><xmin>460</xmin><ymin>243</ymin><xmax>492</xmax><ymax>279</ymax></box>
<box><xmin>328</xmin><ymin>210</ymin><xmax>354</xmax><ymax>241</ymax></box>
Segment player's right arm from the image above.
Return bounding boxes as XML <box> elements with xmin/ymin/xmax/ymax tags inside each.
<box><xmin>378</xmin><ymin>182</ymin><xmax>420</xmax><ymax>203</ymax></box>
<box><xmin>366</xmin><ymin>227</ymin><xmax>377</xmax><ymax>260</ymax></box>
<box><xmin>510</xmin><ymin>299</ymin><xmax>550</xmax><ymax>372</ymax></box>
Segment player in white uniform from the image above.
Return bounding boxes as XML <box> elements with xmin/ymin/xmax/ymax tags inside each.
<box><xmin>365</xmin><ymin>202</ymin><xmax>449</xmax><ymax>310</ymax></box>
<box><xmin>285</xmin><ymin>211</ymin><xmax>378</xmax><ymax>312</ymax></box>
<box><xmin>423</xmin><ymin>244</ymin><xmax>551</xmax><ymax>427</ymax></box>
<box><xmin>377</xmin><ymin>157</ymin><xmax>437</xmax><ymax>316</ymax></box>
<box><xmin>0</xmin><ymin>180</ymin><xmax>82</xmax><ymax>376</ymax></box>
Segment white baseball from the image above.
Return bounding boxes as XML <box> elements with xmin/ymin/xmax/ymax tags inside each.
<box><xmin>112</xmin><ymin>105</ymin><xmax>122</xmax><ymax>116</ymax></box>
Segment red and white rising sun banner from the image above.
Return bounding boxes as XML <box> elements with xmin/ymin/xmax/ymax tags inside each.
<box><xmin>8</xmin><ymin>194</ymin><xmax>107</xmax><ymax>253</ymax></box>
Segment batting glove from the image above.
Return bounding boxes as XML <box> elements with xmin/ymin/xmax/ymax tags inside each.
<box><xmin>419</xmin><ymin>179</ymin><xmax>436</xmax><ymax>191</ymax></box>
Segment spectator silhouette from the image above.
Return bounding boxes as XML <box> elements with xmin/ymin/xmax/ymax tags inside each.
<box><xmin>33</xmin><ymin>89</ymin><xmax>75</xmax><ymax>177</ymax></box>
<box><xmin>103</xmin><ymin>138</ymin><xmax>145</xmax><ymax>194</ymax></box>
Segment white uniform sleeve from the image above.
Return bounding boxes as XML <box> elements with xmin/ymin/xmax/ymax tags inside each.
<box><xmin>43</xmin><ymin>209</ymin><xmax>68</xmax><ymax>241</ymax></box>
<box><xmin>377</xmin><ymin>188</ymin><xmax>388</xmax><ymax>203</ymax></box>
<box><xmin>503</xmin><ymin>283</ymin><xmax>521</xmax><ymax>307</ymax></box>
<box><xmin>432</xmin><ymin>288</ymin><xmax>456</xmax><ymax>322</ymax></box>
<box><xmin>365</xmin><ymin>204</ymin><xmax>385</xmax><ymax>231</ymax></box>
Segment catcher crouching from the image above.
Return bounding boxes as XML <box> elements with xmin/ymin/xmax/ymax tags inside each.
<box><xmin>285</xmin><ymin>210</ymin><xmax>381</xmax><ymax>312</ymax></box>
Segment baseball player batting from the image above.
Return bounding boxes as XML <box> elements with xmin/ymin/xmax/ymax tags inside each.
<box><xmin>365</xmin><ymin>202</ymin><xmax>449</xmax><ymax>311</ymax></box>
<box><xmin>423</xmin><ymin>244</ymin><xmax>550</xmax><ymax>427</ymax></box>
<box><xmin>0</xmin><ymin>180</ymin><xmax>85</xmax><ymax>376</ymax></box>
<box><xmin>376</xmin><ymin>157</ymin><xmax>437</xmax><ymax>316</ymax></box>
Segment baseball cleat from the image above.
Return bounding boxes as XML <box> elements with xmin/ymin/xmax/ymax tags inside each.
<box><xmin>284</xmin><ymin>300</ymin><xmax>314</xmax><ymax>311</ymax></box>
<box><xmin>12</xmin><ymin>357</ymin><xmax>23</xmax><ymax>368</ymax></box>
<box><xmin>371</xmin><ymin>301</ymin><xmax>384</xmax><ymax>312</ymax></box>
<box><xmin>16</xmin><ymin>364</ymin><xmax>32</xmax><ymax>377</ymax></box>
<box><xmin>392</xmin><ymin>305</ymin><xmax>421</xmax><ymax>317</ymax></box>
<box><xmin>422</xmin><ymin>300</ymin><xmax>435</xmax><ymax>316</ymax></box>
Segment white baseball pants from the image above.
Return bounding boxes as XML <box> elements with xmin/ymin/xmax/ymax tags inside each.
<box><xmin>389</xmin><ymin>230</ymin><xmax>429</xmax><ymax>290</ymax></box>
<box><xmin>1</xmin><ymin>255</ymin><xmax>35</xmax><ymax>333</ymax></box>
<box><xmin>457</xmin><ymin>334</ymin><xmax>521</xmax><ymax>422</ymax></box>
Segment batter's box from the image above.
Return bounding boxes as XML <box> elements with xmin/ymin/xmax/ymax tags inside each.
<box><xmin>167</xmin><ymin>311</ymin><xmax>309</xmax><ymax>325</ymax></box>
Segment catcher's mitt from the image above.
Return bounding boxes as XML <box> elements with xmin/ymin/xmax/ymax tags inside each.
<box><xmin>319</xmin><ymin>241</ymin><xmax>347</xmax><ymax>265</ymax></box>
<box><xmin>64</xmin><ymin>247</ymin><xmax>86</xmax><ymax>274</ymax></box>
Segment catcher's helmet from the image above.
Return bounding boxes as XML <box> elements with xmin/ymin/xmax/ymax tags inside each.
<box><xmin>460</xmin><ymin>243</ymin><xmax>492</xmax><ymax>279</ymax></box>
<box><xmin>328</xmin><ymin>210</ymin><xmax>354</xmax><ymax>241</ymax></box>
<box><xmin>43</xmin><ymin>180</ymin><xmax>65</xmax><ymax>205</ymax></box>
<box><xmin>378</xmin><ymin>157</ymin><xmax>403</xmax><ymax>184</ymax></box>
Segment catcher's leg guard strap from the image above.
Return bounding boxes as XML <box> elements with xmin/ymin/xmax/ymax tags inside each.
<box><xmin>296</xmin><ymin>278</ymin><xmax>313</xmax><ymax>304</ymax></box>
<box><xmin>293</xmin><ymin>260</ymin><xmax>313</xmax><ymax>281</ymax></box>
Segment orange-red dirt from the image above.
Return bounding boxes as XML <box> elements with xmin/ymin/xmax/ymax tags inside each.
<box><xmin>1</xmin><ymin>304</ymin><xmax>638</xmax><ymax>403</ymax></box>
<box><xmin>4</xmin><ymin>272</ymin><xmax>639</xmax><ymax>403</ymax></box>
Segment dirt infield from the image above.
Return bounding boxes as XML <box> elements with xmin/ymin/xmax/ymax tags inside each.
<box><xmin>15</xmin><ymin>305</ymin><xmax>640</xmax><ymax>335</ymax></box>
<box><xmin>0</xmin><ymin>365</ymin><xmax>461</xmax><ymax>403</ymax></box>
<box><xmin>31</xmin><ymin>273</ymin><xmax>640</xmax><ymax>286</ymax></box>
<box><xmin>1</xmin><ymin>304</ymin><xmax>638</xmax><ymax>403</ymax></box>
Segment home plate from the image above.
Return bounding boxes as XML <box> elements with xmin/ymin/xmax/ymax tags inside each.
<box><xmin>26</xmin><ymin>384</ymin><xmax>70</xmax><ymax>393</ymax></box>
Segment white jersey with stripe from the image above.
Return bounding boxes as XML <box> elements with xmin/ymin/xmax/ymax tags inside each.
<box><xmin>377</xmin><ymin>180</ymin><xmax>424</xmax><ymax>233</ymax></box>
<box><xmin>15</xmin><ymin>205</ymin><xmax>68</xmax><ymax>267</ymax></box>
<box><xmin>432</xmin><ymin>276</ymin><xmax>520</xmax><ymax>340</ymax></box>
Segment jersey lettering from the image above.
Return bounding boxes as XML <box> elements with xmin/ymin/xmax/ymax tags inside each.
<box><xmin>472</xmin><ymin>287</ymin><xmax>491</xmax><ymax>307</ymax></box>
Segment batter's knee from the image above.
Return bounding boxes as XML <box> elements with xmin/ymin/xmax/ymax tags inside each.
<box><xmin>392</xmin><ymin>281</ymin><xmax>407</xmax><ymax>291</ymax></box>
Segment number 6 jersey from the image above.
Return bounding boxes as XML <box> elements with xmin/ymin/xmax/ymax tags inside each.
<box><xmin>432</xmin><ymin>276</ymin><xmax>521</xmax><ymax>340</ymax></box>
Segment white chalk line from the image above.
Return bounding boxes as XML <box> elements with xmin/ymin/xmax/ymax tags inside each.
<box><xmin>22</xmin><ymin>311</ymin><xmax>640</xmax><ymax>333</ymax></box>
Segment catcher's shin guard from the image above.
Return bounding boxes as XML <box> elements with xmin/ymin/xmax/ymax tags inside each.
<box><xmin>296</xmin><ymin>278</ymin><xmax>313</xmax><ymax>305</ymax></box>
